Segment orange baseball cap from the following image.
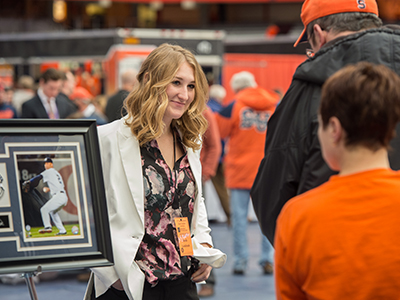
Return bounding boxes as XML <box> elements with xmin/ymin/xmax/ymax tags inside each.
<box><xmin>69</xmin><ymin>86</ymin><xmax>92</xmax><ymax>100</ymax></box>
<box><xmin>294</xmin><ymin>0</ymin><xmax>379</xmax><ymax>47</ymax></box>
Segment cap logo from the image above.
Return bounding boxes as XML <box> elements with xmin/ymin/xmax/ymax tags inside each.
<box><xmin>357</xmin><ymin>0</ymin><xmax>366</xmax><ymax>9</ymax></box>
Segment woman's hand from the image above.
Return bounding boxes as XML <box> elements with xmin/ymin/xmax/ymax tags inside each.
<box><xmin>112</xmin><ymin>279</ymin><xmax>124</xmax><ymax>291</ymax></box>
<box><xmin>191</xmin><ymin>264</ymin><xmax>212</xmax><ymax>283</ymax></box>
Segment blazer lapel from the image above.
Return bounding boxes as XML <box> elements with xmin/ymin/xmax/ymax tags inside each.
<box><xmin>117</xmin><ymin>121</ymin><xmax>145</xmax><ymax>224</ymax></box>
<box><xmin>187</xmin><ymin>148</ymin><xmax>202</xmax><ymax>192</ymax></box>
<box><xmin>186</xmin><ymin>146</ymin><xmax>203</xmax><ymax>232</ymax></box>
<box><xmin>34</xmin><ymin>96</ymin><xmax>49</xmax><ymax>118</ymax></box>
<box><xmin>115</xmin><ymin>124</ymin><xmax>201</xmax><ymax>228</ymax></box>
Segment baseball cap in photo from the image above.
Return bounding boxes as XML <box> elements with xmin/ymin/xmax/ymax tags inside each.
<box><xmin>294</xmin><ymin>0</ymin><xmax>379</xmax><ymax>47</ymax></box>
<box><xmin>44</xmin><ymin>157</ymin><xmax>53</xmax><ymax>164</ymax></box>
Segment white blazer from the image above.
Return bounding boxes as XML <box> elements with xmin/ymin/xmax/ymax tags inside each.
<box><xmin>86</xmin><ymin>118</ymin><xmax>217</xmax><ymax>300</ymax></box>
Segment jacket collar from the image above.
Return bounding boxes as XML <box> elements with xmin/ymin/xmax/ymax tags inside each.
<box><xmin>117</xmin><ymin>118</ymin><xmax>145</xmax><ymax>222</ymax></box>
<box><xmin>115</xmin><ymin>117</ymin><xmax>202</xmax><ymax>226</ymax></box>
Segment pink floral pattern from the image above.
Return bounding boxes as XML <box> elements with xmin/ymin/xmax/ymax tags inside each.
<box><xmin>135</xmin><ymin>132</ymin><xmax>197</xmax><ymax>285</ymax></box>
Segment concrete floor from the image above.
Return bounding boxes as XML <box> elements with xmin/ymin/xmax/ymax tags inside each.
<box><xmin>0</xmin><ymin>222</ymin><xmax>276</xmax><ymax>300</ymax></box>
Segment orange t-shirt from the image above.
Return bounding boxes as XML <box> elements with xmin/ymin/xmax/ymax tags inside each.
<box><xmin>275</xmin><ymin>168</ymin><xmax>400</xmax><ymax>300</ymax></box>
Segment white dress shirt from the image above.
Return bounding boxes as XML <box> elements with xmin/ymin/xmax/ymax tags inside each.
<box><xmin>38</xmin><ymin>88</ymin><xmax>59</xmax><ymax>119</ymax></box>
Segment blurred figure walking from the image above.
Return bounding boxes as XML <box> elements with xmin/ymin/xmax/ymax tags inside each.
<box><xmin>207</xmin><ymin>84</ymin><xmax>231</xmax><ymax>226</ymax></box>
<box><xmin>105</xmin><ymin>69</ymin><xmax>137</xmax><ymax>122</ymax></box>
<box><xmin>12</xmin><ymin>75</ymin><xmax>35</xmax><ymax>116</ymax></box>
<box><xmin>199</xmin><ymin>106</ymin><xmax>222</xmax><ymax>298</ymax></box>
<box><xmin>0</xmin><ymin>84</ymin><xmax>17</xmax><ymax>119</ymax></box>
<box><xmin>216</xmin><ymin>71</ymin><xmax>279</xmax><ymax>275</ymax></box>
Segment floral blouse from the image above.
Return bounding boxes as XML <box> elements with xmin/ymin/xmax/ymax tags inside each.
<box><xmin>135</xmin><ymin>135</ymin><xmax>197</xmax><ymax>286</ymax></box>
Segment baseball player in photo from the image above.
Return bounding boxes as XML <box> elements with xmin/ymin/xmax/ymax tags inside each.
<box><xmin>0</xmin><ymin>174</ymin><xmax>4</xmax><ymax>199</ymax></box>
<box><xmin>22</xmin><ymin>157</ymin><xmax>68</xmax><ymax>235</ymax></box>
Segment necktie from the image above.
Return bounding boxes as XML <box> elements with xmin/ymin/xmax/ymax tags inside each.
<box><xmin>47</xmin><ymin>99</ymin><xmax>55</xmax><ymax>119</ymax></box>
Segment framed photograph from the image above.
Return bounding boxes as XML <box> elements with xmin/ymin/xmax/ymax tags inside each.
<box><xmin>0</xmin><ymin>119</ymin><xmax>113</xmax><ymax>274</ymax></box>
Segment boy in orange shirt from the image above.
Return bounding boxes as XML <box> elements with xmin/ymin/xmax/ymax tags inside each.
<box><xmin>274</xmin><ymin>62</ymin><xmax>400</xmax><ymax>300</ymax></box>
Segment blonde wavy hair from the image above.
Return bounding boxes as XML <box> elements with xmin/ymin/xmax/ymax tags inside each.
<box><xmin>124</xmin><ymin>43</ymin><xmax>208</xmax><ymax>151</ymax></box>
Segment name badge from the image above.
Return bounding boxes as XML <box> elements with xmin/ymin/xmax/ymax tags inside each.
<box><xmin>174</xmin><ymin>217</ymin><xmax>194</xmax><ymax>256</ymax></box>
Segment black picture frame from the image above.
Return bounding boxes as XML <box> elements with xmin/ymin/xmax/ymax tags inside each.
<box><xmin>0</xmin><ymin>119</ymin><xmax>113</xmax><ymax>274</ymax></box>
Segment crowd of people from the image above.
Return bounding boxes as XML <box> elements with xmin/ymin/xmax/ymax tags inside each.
<box><xmin>3</xmin><ymin>0</ymin><xmax>400</xmax><ymax>299</ymax></box>
<box><xmin>0</xmin><ymin>67</ymin><xmax>159</xmax><ymax>127</ymax></box>
<box><xmin>0</xmin><ymin>70</ymin><xmax>104</xmax><ymax>121</ymax></box>
<box><xmin>0</xmin><ymin>68</ymin><xmax>110</xmax><ymax>123</ymax></box>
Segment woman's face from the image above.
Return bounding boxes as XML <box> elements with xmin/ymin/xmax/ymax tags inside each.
<box><xmin>163</xmin><ymin>61</ymin><xmax>195</xmax><ymax>126</ymax></box>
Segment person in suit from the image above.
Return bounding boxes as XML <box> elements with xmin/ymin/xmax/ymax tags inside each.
<box><xmin>21</xmin><ymin>68</ymin><xmax>77</xmax><ymax>119</ymax></box>
<box><xmin>84</xmin><ymin>44</ymin><xmax>226</xmax><ymax>300</ymax></box>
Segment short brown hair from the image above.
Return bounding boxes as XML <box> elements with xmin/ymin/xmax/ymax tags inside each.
<box><xmin>320</xmin><ymin>62</ymin><xmax>400</xmax><ymax>150</ymax></box>
<box><xmin>40</xmin><ymin>68</ymin><xmax>63</xmax><ymax>83</ymax></box>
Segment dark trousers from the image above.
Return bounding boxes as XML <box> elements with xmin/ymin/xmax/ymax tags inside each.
<box><xmin>91</xmin><ymin>275</ymin><xmax>198</xmax><ymax>300</ymax></box>
<box><xmin>91</xmin><ymin>285</ymin><xmax>128</xmax><ymax>300</ymax></box>
<box><xmin>143</xmin><ymin>275</ymin><xmax>198</xmax><ymax>300</ymax></box>
<box><xmin>211</xmin><ymin>163</ymin><xmax>230</xmax><ymax>225</ymax></box>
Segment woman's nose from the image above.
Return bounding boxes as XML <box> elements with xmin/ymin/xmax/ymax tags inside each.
<box><xmin>178</xmin><ymin>87</ymin><xmax>189</xmax><ymax>100</ymax></box>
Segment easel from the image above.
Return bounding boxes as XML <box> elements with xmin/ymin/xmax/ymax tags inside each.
<box><xmin>23</xmin><ymin>266</ymin><xmax>42</xmax><ymax>300</ymax></box>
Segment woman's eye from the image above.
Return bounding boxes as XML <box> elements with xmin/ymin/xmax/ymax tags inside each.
<box><xmin>188</xmin><ymin>84</ymin><xmax>195</xmax><ymax>89</ymax></box>
<box><xmin>172</xmin><ymin>80</ymin><xmax>180</xmax><ymax>85</ymax></box>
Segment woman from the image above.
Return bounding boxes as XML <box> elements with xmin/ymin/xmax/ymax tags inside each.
<box><xmin>86</xmin><ymin>44</ymin><xmax>226</xmax><ymax>300</ymax></box>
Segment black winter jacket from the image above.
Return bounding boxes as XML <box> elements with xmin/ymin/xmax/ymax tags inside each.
<box><xmin>251</xmin><ymin>28</ymin><xmax>400</xmax><ymax>244</ymax></box>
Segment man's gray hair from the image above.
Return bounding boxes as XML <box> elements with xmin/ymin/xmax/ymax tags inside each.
<box><xmin>209</xmin><ymin>84</ymin><xmax>226</xmax><ymax>102</ymax></box>
<box><xmin>121</xmin><ymin>69</ymin><xmax>138</xmax><ymax>85</ymax></box>
<box><xmin>306</xmin><ymin>12</ymin><xmax>382</xmax><ymax>40</ymax></box>
<box><xmin>230</xmin><ymin>71</ymin><xmax>257</xmax><ymax>93</ymax></box>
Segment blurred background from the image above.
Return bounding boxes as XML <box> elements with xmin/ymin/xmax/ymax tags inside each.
<box><xmin>1</xmin><ymin>0</ymin><xmax>400</xmax><ymax>298</ymax></box>
<box><xmin>0</xmin><ymin>0</ymin><xmax>397</xmax><ymax>105</ymax></box>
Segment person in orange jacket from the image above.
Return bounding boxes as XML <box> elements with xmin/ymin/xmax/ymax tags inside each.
<box><xmin>216</xmin><ymin>71</ymin><xmax>279</xmax><ymax>275</ymax></box>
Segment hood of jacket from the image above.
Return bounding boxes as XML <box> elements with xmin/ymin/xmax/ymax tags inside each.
<box><xmin>294</xmin><ymin>28</ymin><xmax>400</xmax><ymax>86</ymax></box>
<box><xmin>235</xmin><ymin>86</ymin><xmax>279</xmax><ymax>111</ymax></box>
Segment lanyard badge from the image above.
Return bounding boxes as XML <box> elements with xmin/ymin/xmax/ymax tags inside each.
<box><xmin>174</xmin><ymin>217</ymin><xmax>194</xmax><ymax>256</ymax></box>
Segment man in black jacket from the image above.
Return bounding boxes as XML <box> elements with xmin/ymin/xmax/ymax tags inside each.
<box><xmin>58</xmin><ymin>70</ymin><xmax>78</xmax><ymax>110</ymax></box>
<box><xmin>21</xmin><ymin>68</ymin><xmax>77</xmax><ymax>119</ymax></box>
<box><xmin>105</xmin><ymin>69</ymin><xmax>137</xmax><ymax>123</ymax></box>
<box><xmin>251</xmin><ymin>0</ymin><xmax>400</xmax><ymax>244</ymax></box>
